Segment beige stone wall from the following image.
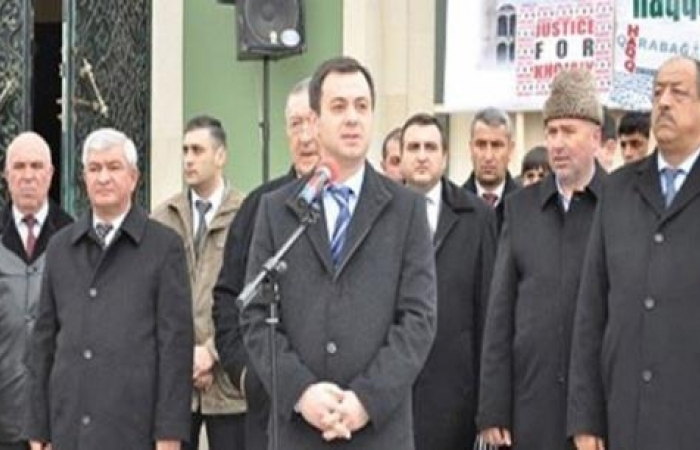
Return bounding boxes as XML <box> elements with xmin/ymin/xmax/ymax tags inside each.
<box><xmin>343</xmin><ymin>0</ymin><xmax>436</xmax><ymax>169</ymax></box>
<box><xmin>150</xmin><ymin>0</ymin><xmax>184</xmax><ymax>207</ymax></box>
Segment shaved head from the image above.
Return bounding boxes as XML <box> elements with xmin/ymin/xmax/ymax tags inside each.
<box><xmin>4</xmin><ymin>132</ymin><xmax>54</xmax><ymax>214</ymax></box>
<box><xmin>6</xmin><ymin>132</ymin><xmax>52</xmax><ymax>165</ymax></box>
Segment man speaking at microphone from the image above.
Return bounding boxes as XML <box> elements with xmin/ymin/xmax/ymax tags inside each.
<box><xmin>240</xmin><ymin>56</ymin><xmax>437</xmax><ymax>450</ymax></box>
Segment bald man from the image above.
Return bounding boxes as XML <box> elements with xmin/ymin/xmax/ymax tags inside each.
<box><xmin>0</xmin><ymin>133</ymin><xmax>72</xmax><ymax>450</ymax></box>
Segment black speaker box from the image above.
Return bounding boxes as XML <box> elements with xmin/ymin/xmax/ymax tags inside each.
<box><xmin>236</xmin><ymin>0</ymin><xmax>305</xmax><ymax>60</ymax></box>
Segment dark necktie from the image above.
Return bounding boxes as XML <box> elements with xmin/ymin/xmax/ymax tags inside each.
<box><xmin>95</xmin><ymin>222</ymin><xmax>113</xmax><ymax>247</ymax></box>
<box><xmin>482</xmin><ymin>192</ymin><xmax>499</xmax><ymax>207</ymax></box>
<box><xmin>661</xmin><ymin>167</ymin><xmax>681</xmax><ymax>208</ymax></box>
<box><xmin>194</xmin><ymin>199</ymin><xmax>212</xmax><ymax>254</ymax></box>
<box><xmin>329</xmin><ymin>186</ymin><xmax>352</xmax><ymax>269</ymax></box>
<box><xmin>23</xmin><ymin>215</ymin><xmax>37</xmax><ymax>258</ymax></box>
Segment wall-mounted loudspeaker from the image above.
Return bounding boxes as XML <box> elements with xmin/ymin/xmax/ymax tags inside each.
<box><xmin>236</xmin><ymin>0</ymin><xmax>305</xmax><ymax>60</ymax></box>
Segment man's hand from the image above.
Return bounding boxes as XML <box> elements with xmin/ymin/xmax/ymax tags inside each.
<box><xmin>193</xmin><ymin>345</ymin><xmax>215</xmax><ymax>379</ymax></box>
<box><xmin>322</xmin><ymin>390</ymin><xmax>369</xmax><ymax>441</ymax></box>
<box><xmin>29</xmin><ymin>442</ymin><xmax>52</xmax><ymax>450</ymax></box>
<box><xmin>574</xmin><ymin>434</ymin><xmax>605</xmax><ymax>450</ymax></box>
<box><xmin>155</xmin><ymin>440</ymin><xmax>180</xmax><ymax>450</ymax></box>
<box><xmin>480</xmin><ymin>427</ymin><xmax>512</xmax><ymax>447</ymax></box>
<box><xmin>193</xmin><ymin>371</ymin><xmax>214</xmax><ymax>391</ymax></box>
<box><xmin>296</xmin><ymin>382</ymin><xmax>348</xmax><ymax>436</ymax></box>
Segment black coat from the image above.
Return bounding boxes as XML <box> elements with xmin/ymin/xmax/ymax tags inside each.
<box><xmin>26</xmin><ymin>206</ymin><xmax>194</xmax><ymax>450</ymax></box>
<box><xmin>568</xmin><ymin>153</ymin><xmax>700</xmax><ymax>450</ymax></box>
<box><xmin>0</xmin><ymin>200</ymin><xmax>74</xmax><ymax>264</ymax></box>
<box><xmin>413</xmin><ymin>179</ymin><xmax>497</xmax><ymax>450</ymax></box>
<box><xmin>478</xmin><ymin>170</ymin><xmax>603</xmax><ymax>450</ymax></box>
<box><xmin>0</xmin><ymin>201</ymin><xmax>72</xmax><ymax>442</ymax></box>
<box><xmin>463</xmin><ymin>171</ymin><xmax>519</xmax><ymax>232</ymax></box>
<box><xmin>213</xmin><ymin>169</ymin><xmax>296</xmax><ymax>450</ymax></box>
<box><xmin>240</xmin><ymin>164</ymin><xmax>437</xmax><ymax>450</ymax></box>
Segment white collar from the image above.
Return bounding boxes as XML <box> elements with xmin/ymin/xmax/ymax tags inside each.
<box><xmin>92</xmin><ymin>209</ymin><xmax>129</xmax><ymax>245</ymax></box>
<box><xmin>475</xmin><ymin>180</ymin><xmax>506</xmax><ymax>202</ymax></box>
<box><xmin>191</xmin><ymin>178</ymin><xmax>225</xmax><ymax>217</ymax></box>
<box><xmin>13</xmin><ymin>201</ymin><xmax>49</xmax><ymax>229</ymax></box>
<box><xmin>332</xmin><ymin>164</ymin><xmax>365</xmax><ymax>196</ymax></box>
<box><xmin>425</xmin><ymin>180</ymin><xmax>442</xmax><ymax>206</ymax></box>
<box><xmin>657</xmin><ymin>144</ymin><xmax>700</xmax><ymax>174</ymax></box>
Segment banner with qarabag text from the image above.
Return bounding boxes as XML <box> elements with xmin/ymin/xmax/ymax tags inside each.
<box><xmin>611</xmin><ymin>0</ymin><xmax>700</xmax><ymax>110</ymax></box>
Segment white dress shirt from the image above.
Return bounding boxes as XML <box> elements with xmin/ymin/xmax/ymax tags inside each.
<box><xmin>13</xmin><ymin>201</ymin><xmax>49</xmax><ymax>249</ymax></box>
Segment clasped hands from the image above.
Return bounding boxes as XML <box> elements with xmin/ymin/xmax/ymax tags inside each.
<box><xmin>296</xmin><ymin>382</ymin><xmax>369</xmax><ymax>441</ymax></box>
<box><xmin>193</xmin><ymin>345</ymin><xmax>215</xmax><ymax>391</ymax></box>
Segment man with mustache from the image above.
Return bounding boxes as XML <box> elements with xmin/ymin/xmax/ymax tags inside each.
<box><xmin>478</xmin><ymin>68</ymin><xmax>604</xmax><ymax>450</ymax></box>
<box><xmin>568</xmin><ymin>56</ymin><xmax>700</xmax><ymax>450</ymax></box>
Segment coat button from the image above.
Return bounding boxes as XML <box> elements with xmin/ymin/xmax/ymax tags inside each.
<box><xmin>89</xmin><ymin>288</ymin><xmax>97</xmax><ymax>298</ymax></box>
<box><xmin>653</xmin><ymin>233</ymin><xmax>664</xmax><ymax>244</ymax></box>
<box><xmin>642</xmin><ymin>369</ymin><xmax>653</xmax><ymax>382</ymax></box>
<box><xmin>81</xmin><ymin>415</ymin><xmax>91</xmax><ymax>425</ymax></box>
<box><xmin>83</xmin><ymin>349</ymin><xmax>93</xmax><ymax>360</ymax></box>
<box><xmin>643</xmin><ymin>297</ymin><xmax>655</xmax><ymax>310</ymax></box>
<box><xmin>326</xmin><ymin>341</ymin><xmax>337</xmax><ymax>355</ymax></box>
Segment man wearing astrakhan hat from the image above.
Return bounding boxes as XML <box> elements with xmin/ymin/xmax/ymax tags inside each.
<box><xmin>476</xmin><ymin>69</ymin><xmax>606</xmax><ymax>450</ymax></box>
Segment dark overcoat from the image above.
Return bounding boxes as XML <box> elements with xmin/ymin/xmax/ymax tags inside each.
<box><xmin>26</xmin><ymin>206</ymin><xmax>193</xmax><ymax>450</ymax></box>
<box><xmin>568</xmin><ymin>153</ymin><xmax>700</xmax><ymax>450</ymax></box>
<box><xmin>240</xmin><ymin>163</ymin><xmax>437</xmax><ymax>450</ymax></box>
<box><xmin>213</xmin><ymin>168</ymin><xmax>296</xmax><ymax>450</ymax></box>
<box><xmin>478</xmin><ymin>170</ymin><xmax>603</xmax><ymax>450</ymax></box>
<box><xmin>413</xmin><ymin>179</ymin><xmax>497</xmax><ymax>450</ymax></box>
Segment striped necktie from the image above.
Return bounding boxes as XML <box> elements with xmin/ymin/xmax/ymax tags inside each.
<box><xmin>95</xmin><ymin>222</ymin><xmax>113</xmax><ymax>248</ymax></box>
<box><xmin>328</xmin><ymin>186</ymin><xmax>352</xmax><ymax>269</ymax></box>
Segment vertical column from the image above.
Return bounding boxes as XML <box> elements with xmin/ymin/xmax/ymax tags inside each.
<box><xmin>344</xmin><ymin>0</ymin><xmax>436</xmax><ymax>165</ymax></box>
<box><xmin>150</xmin><ymin>0</ymin><xmax>184</xmax><ymax>207</ymax></box>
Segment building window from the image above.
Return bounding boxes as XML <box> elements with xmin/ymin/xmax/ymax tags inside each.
<box><xmin>495</xmin><ymin>4</ymin><xmax>516</xmax><ymax>64</ymax></box>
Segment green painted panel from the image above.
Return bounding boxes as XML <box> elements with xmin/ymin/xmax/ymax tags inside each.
<box><xmin>184</xmin><ymin>0</ymin><xmax>343</xmax><ymax>192</ymax></box>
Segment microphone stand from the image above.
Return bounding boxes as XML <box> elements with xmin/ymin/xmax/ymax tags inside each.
<box><xmin>237</xmin><ymin>204</ymin><xmax>320</xmax><ymax>450</ymax></box>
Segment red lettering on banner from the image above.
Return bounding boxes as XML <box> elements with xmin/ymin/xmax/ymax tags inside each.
<box><xmin>536</xmin><ymin>16</ymin><xmax>594</xmax><ymax>37</ymax></box>
<box><xmin>533</xmin><ymin>61</ymin><xmax>596</xmax><ymax>80</ymax></box>
<box><xmin>624</xmin><ymin>24</ymin><xmax>640</xmax><ymax>73</ymax></box>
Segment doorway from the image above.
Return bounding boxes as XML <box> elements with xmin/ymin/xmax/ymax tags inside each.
<box><xmin>32</xmin><ymin>0</ymin><xmax>62</xmax><ymax>204</ymax></box>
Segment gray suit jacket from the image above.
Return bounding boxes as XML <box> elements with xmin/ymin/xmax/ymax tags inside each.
<box><xmin>240</xmin><ymin>163</ymin><xmax>437</xmax><ymax>450</ymax></box>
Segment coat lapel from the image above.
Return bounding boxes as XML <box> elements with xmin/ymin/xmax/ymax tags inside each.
<box><xmin>335</xmin><ymin>164</ymin><xmax>391</xmax><ymax>277</ymax></box>
<box><xmin>661</xmin><ymin>150</ymin><xmax>700</xmax><ymax>224</ymax></box>
<box><xmin>284</xmin><ymin>178</ymin><xmax>335</xmax><ymax>277</ymax></box>
<box><xmin>434</xmin><ymin>179</ymin><xmax>471</xmax><ymax>254</ymax></box>
<box><xmin>634</xmin><ymin>153</ymin><xmax>665</xmax><ymax>219</ymax></box>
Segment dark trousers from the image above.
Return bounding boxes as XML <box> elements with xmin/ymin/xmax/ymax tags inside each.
<box><xmin>185</xmin><ymin>411</ymin><xmax>245</xmax><ymax>450</ymax></box>
<box><xmin>0</xmin><ymin>442</ymin><xmax>28</xmax><ymax>450</ymax></box>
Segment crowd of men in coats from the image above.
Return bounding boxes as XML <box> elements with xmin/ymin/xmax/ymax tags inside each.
<box><xmin>0</xmin><ymin>54</ymin><xmax>698</xmax><ymax>450</ymax></box>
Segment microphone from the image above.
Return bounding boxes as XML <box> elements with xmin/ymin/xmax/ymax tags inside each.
<box><xmin>296</xmin><ymin>162</ymin><xmax>338</xmax><ymax>210</ymax></box>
